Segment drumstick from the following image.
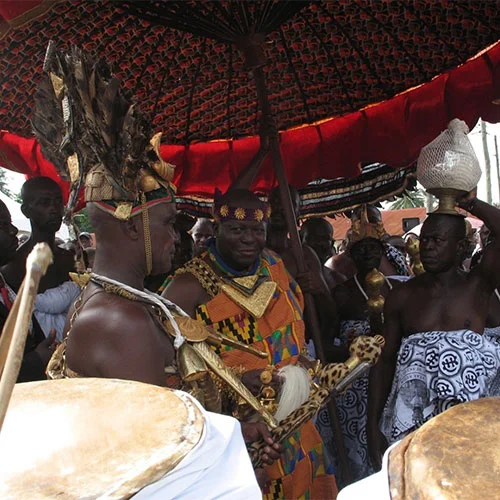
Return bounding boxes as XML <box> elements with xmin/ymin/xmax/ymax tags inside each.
<box><xmin>0</xmin><ymin>244</ymin><xmax>53</xmax><ymax>432</ymax></box>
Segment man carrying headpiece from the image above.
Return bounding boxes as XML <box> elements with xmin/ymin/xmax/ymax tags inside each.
<box><xmin>317</xmin><ymin>234</ymin><xmax>398</xmax><ymax>486</ymax></box>
<box><xmin>163</xmin><ymin>186</ymin><xmax>337</xmax><ymax>499</ymax></box>
<box><xmin>368</xmin><ymin>120</ymin><xmax>500</xmax><ymax>469</ymax></box>
<box><xmin>326</xmin><ymin>205</ymin><xmax>410</xmax><ymax>279</ymax></box>
<box><xmin>30</xmin><ymin>43</ymin><xmax>283</xmax><ymax>497</ymax></box>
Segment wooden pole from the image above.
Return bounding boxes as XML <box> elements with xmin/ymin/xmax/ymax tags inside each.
<box><xmin>481</xmin><ymin>119</ymin><xmax>492</xmax><ymax>204</ymax></box>
<box><xmin>494</xmin><ymin>135</ymin><xmax>499</xmax><ymax>202</ymax></box>
<box><xmin>251</xmin><ymin>62</ymin><xmax>353</xmax><ymax>486</ymax></box>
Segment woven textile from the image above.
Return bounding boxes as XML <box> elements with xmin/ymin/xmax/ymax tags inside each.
<box><xmin>189</xmin><ymin>249</ymin><xmax>337</xmax><ymax>499</ymax></box>
<box><xmin>380</xmin><ymin>329</ymin><xmax>500</xmax><ymax>444</ymax></box>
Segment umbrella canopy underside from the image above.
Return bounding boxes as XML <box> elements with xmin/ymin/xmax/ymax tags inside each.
<box><xmin>1</xmin><ymin>0</ymin><xmax>499</xmax><ymax>143</ymax></box>
<box><xmin>0</xmin><ymin>0</ymin><xmax>499</xmax><ymax>210</ymax></box>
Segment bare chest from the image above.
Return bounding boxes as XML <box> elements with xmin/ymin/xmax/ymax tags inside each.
<box><xmin>402</xmin><ymin>284</ymin><xmax>487</xmax><ymax>335</ymax></box>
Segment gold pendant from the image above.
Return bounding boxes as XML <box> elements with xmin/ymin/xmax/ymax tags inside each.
<box><xmin>221</xmin><ymin>280</ymin><xmax>276</xmax><ymax>319</ymax></box>
<box><xmin>232</xmin><ymin>275</ymin><xmax>259</xmax><ymax>291</ymax></box>
<box><xmin>114</xmin><ymin>202</ymin><xmax>133</xmax><ymax>221</ymax></box>
<box><xmin>165</xmin><ymin>316</ymin><xmax>210</xmax><ymax>342</ymax></box>
<box><xmin>69</xmin><ymin>272</ymin><xmax>91</xmax><ymax>288</ymax></box>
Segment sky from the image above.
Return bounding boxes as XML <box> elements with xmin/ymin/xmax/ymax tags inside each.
<box><xmin>2</xmin><ymin>121</ymin><xmax>500</xmax><ymax>205</ymax></box>
<box><xmin>468</xmin><ymin>121</ymin><xmax>500</xmax><ymax>205</ymax></box>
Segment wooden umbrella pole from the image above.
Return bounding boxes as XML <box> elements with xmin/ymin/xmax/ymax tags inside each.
<box><xmin>251</xmin><ymin>64</ymin><xmax>352</xmax><ymax>485</ymax></box>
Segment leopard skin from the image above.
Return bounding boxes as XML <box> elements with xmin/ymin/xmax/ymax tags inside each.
<box><xmin>248</xmin><ymin>335</ymin><xmax>385</xmax><ymax>467</ymax></box>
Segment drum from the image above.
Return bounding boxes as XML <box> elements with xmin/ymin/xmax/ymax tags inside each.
<box><xmin>389</xmin><ymin>397</ymin><xmax>500</xmax><ymax>499</ymax></box>
<box><xmin>0</xmin><ymin>378</ymin><xmax>204</xmax><ymax>499</ymax></box>
<box><xmin>339</xmin><ymin>398</ymin><xmax>500</xmax><ymax>500</ymax></box>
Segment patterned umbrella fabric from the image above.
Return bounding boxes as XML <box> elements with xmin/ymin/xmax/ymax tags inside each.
<box><xmin>0</xmin><ymin>0</ymin><xmax>499</xmax><ymax>212</ymax></box>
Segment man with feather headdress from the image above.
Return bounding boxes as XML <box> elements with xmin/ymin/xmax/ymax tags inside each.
<box><xmin>32</xmin><ymin>43</ymin><xmax>281</xmax><ymax>493</ymax></box>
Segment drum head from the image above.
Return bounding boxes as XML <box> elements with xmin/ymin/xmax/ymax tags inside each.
<box><xmin>389</xmin><ymin>398</ymin><xmax>500</xmax><ymax>500</ymax></box>
<box><xmin>0</xmin><ymin>378</ymin><xmax>204</xmax><ymax>499</ymax></box>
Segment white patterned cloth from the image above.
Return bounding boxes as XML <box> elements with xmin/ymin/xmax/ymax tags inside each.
<box><xmin>317</xmin><ymin>319</ymin><xmax>374</xmax><ymax>486</ymax></box>
<box><xmin>380</xmin><ymin>329</ymin><xmax>500</xmax><ymax>444</ymax></box>
<box><xmin>484</xmin><ymin>326</ymin><xmax>500</xmax><ymax>394</ymax></box>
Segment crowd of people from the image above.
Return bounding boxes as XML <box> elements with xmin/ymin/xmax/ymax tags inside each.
<box><xmin>2</xmin><ymin>164</ymin><xmax>499</xmax><ymax>497</ymax></box>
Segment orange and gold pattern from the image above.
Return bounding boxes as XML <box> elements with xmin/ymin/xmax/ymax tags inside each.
<box><xmin>194</xmin><ymin>250</ymin><xmax>337</xmax><ymax>499</ymax></box>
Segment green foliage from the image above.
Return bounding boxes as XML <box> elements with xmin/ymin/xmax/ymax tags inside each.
<box><xmin>73</xmin><ymin>207</ymin><xmax>94</xmax><ymax>233</ymax></box>
<box><xmin>0</xmin><ymin>168</ymin><xmax>15</xmax><ymax>199</ymax></box>
<box><xmin>388</xmin><ymin>189</ymin><xmax>426</xmax><ymax>210</ymax></box>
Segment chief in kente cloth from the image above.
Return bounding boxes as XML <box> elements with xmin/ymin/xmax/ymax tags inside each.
<box><xmin>163</xmin><ymin>187</ymin><xmax>337</xmax><ymax>499</ymax></box>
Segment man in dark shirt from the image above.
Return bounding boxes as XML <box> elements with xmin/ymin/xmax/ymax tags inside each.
<box><xmin>1</xmin><ymin>177</ymin><xmax>74</xmax><ymax>293</ymax></box>
<box><xmin>0</xmin><ymin>199</ymin><xmax>56</xmax><ymax>381</ymax></box>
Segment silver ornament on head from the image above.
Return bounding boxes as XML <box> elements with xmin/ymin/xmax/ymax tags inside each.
<box><xmin>417</xmin><ymin>119</ymin><xmax>481</xmax><ymax>215</ymax></box>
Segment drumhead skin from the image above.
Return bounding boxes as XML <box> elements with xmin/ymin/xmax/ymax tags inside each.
<box><xmin>388</xmin><ymin>398</ymin><xmax>500</xmax><ymax>500</ymax></box>
<box><xmin>0</xmin><ymin>378</ymin><xmax>204</xmax><ymax>499</ymax></box>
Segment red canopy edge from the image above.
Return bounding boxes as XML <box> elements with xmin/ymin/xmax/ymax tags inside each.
<box><xmin>0</xmin><ymin>0</ymin><xmax>60</xmax><ymax>40</ymax></box>
<box><xmin>1</xmin><ymin>41</ymin><xmax>499</xmax><ymax>208</ymax></box>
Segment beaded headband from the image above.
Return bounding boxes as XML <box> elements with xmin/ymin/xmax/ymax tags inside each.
<box><xmin>212</xmin><ymin>189</ymin><xmax>271</xmax><ymax>224</ymax></box>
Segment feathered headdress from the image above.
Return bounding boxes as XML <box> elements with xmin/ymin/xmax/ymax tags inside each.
<box><xmin>31</xmin><ymin>42</ymin><xmax>176</xmax><ymax>221</ymax></box>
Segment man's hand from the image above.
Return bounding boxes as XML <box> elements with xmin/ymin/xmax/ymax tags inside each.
<box><xmin>240</xmin><ymin>421</ymin><xmax>283</xmax><ymax>466</ymax></box>
<box><xmin>35</xmin><ymin>328</ymin><xmax>59</xmax><ymax>367</ymax></box>
<box><xmin>457</xmin><ymin>188</ymin><xmax>478</xmax><ymax>211</ymax></box>
<box><xmin>367</xmin><ymin>423</ymin><xmax>388</xmax><ymax>471</ymax></box>
<box><xmin>241</xmin><ymin>368</ymin><xmax>282</xmax><ymax>396</ymax></box>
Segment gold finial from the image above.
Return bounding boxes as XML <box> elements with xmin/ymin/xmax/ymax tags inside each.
<box><xmin>406</xmin><ymin>238</ymin><xmax>425</xmax><ymax>276</ymax></box>
<box><xmin>27</xmin><ymin>243</ymin><xmax>53</xmax><ymax>275</ymax></box>
<box><xmin>365</xmin><ymin>268</ymin><xmax>385</xmax><ymax>315</ymax></box>
<box><xmin>364</xmin><ymin>268</ymin><xmax>386</xmax><ymax>334</ymax></box>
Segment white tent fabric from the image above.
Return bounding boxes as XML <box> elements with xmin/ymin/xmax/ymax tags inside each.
<box><xmin>0</xmin><ymin>191</ymin><xmax>71</xmax><ymax>240</ymax></box>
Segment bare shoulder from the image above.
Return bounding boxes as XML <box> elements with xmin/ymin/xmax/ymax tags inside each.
<box><xmin>385</xmin><ymin>276</ymin><xmax>419</xmax><ymax>308</ymax></box>
<box><xmin>66</xmin><ymin>285</ymin><xmax>175</xmax><ymax>384</ymax></box>
<box><xmin>67</xmin><ymin>291</ymin><xmax>158</xmax><ymax>370</ymax></box>
<box><xmin>164</xmin><ymin>271</ymin><xmax>207</xmax><ymax>297</ymax></box>
<box><xmin>70</xmin><ymin>292</ymin><xmax>153</xmax><ymax>345</ymax></box>
<box><xmin>163</xmin><ymin>269</ymin><xmax>211</xmax><ymax>317</ymax></box>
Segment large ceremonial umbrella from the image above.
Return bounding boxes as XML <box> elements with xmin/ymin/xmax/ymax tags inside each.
<box><xmin>0</xmin><ymin>0</ymin><xmax>499</xmax><ymax>205</ymax></box>
<box><xmin>1</xmin><ymin>0</ymin><xmax>499</xmax><ymax>346</ymax></box>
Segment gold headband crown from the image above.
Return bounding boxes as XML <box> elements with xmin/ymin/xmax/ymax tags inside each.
<box><xmin>349</xmin><ymin>205</ymin><xmax>387</xmax><ymax>244</ymax></box>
